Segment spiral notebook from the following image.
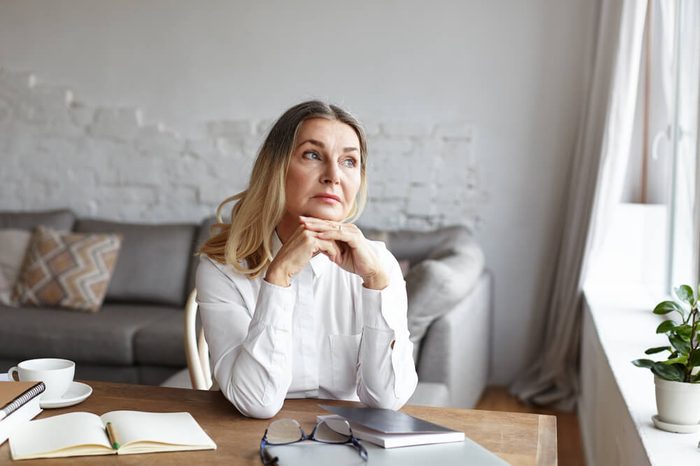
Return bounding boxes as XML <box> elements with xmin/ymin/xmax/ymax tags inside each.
<box><xmin>0</xmin><ymin>381</ymin><xmax>45</xmax><ymax>445</ymax></box>
<box><xmin>0</xmin><ymin>381</ymin><xmax>45</xmax><ymax>421</ymax></box>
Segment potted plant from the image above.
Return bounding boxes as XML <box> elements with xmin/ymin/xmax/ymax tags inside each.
<box><xmin>632</xmin><ymin>284</ymin><xmax>700</xmax><ymax>431</ymax></box>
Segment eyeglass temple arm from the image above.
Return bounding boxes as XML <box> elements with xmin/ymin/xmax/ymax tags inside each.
<box><xmin>342</xmin><ymin>422</ymin><xmax>368</xmax><ymax>461</ymax></box>
<box><xmin>261</xmin><ymin>448</ymin><xmax>278</xmax><ymax>465</ymax></box>
<box><xmin>259</xmin><ymin>437</ymin><xmax>279</xmax><ymax>465</ymax></box>
<box><xmin>351</xmin><ymin>437</ymin><xmax>369</xmax><ymax>461</ymax></box>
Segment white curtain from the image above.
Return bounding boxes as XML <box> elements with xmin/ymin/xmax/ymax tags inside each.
<box><xmin>511</xmin><ymin>0</ymin><xmax>648</xmax><ymax>410</ymax></box>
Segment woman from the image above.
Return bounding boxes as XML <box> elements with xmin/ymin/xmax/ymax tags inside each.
<box><xmin>197</xmin><ymin>100</ymin><xmax>418</xmax><ymax>419</ymax></box>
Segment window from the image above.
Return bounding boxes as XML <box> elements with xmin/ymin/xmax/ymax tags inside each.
<box><xmin>587</xmin><ymin>0</ymin><xmax>699</xmax><ymax>300</ymax></box>
<box><xmin>666</xmin><ymin>0</ymin><xmax>699</xmax><ymax>288</ymax></box>
<box><xmin>621</xmin><ymin>0</ymin><xmax>699</xmax><ymax>293</ymax></box>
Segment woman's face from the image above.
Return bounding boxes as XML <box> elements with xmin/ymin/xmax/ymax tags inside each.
<box><xmin>283</xmin><ymin>118</ymin><xmax>362</xmax><ymax>223</ymax></box>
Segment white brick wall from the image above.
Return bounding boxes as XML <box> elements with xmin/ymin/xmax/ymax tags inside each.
<box><xmin>0</xmin><ymin>68</ymin><xmax>484</xmax><ymax>229</ymax></box>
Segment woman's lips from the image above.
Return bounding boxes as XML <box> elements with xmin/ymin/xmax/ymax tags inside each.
<box><xmin>314</xmin><ymin>194</ymin><xmax>341</xmax><ymax>203</ymax></box>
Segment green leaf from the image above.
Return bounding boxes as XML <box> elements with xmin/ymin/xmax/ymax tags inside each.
<box><xmin>665</xmin><ymin>355</ymin><xmax>688</xmax><ymax>365</ymax></box>
<box><xmin>675</xmin><ymin>285</ymin><xmax>695</xmax><ymax>304</ymax></box>
<box><xmin>670</xmin><ymin>334</ymin><xmax>691</xmax><ymax>355</ymax></box>
<box><xmin>656</xmin><ymin>320</ymin><xmax>676</xmax><ymax>334</ymax></box>
<box><xmin>652</xmin><ymin>362</ymin><xmax>685</xmax><ymax>381</ymax></box>
<box><xmin>644</xmin><ymin>346</ymin><xmax>672</xmax><ymax>355</ymax></box>
<box><xmin>689</xmin><ymin>350</ymin><xmax>700</xmax><ymax>367</ymax></box>
<box><xmin>654</xmin><ymin>301</ymin><xmax>683</xmax><ymax>315</ymax></box>
<box><xmin>632</xmin><ymin>359</ymin><xmax>655</xmax><ymax>368</ymax></box>
<box><xmin>672</xmin><ymin>363</ymin><xmax>690</xmax><ymax>382</ymax></box>
<box><xmin>677</xmin><ymin>324</ymin><xmax>693</xmax><ymax>339</ymax></box>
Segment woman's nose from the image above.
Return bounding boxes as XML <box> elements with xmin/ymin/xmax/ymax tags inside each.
<box><xmin>320</xmin><ymin>163</ymin><xmax>340</xmax><ymax>184</ymax></box>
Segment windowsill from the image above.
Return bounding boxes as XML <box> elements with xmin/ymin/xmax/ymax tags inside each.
<box><xmin>582</xmin><ymin>285</ymin><xmax>700</xmax><ymax>465</ymax></box>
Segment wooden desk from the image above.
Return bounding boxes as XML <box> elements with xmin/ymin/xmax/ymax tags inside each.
<box><xmin>0</xmin><ymin>381</ymin><xmax>556</xmax><ymax>465</ymax></box>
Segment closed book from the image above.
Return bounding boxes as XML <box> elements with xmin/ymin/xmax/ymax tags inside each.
<box><xmin>0</xmin><ymin>395</ymin><xmax>42</xmax><ymax>445</ymax></box>
<box><xmin>319</xmin><ymin>405</ymin><xmax>465</xmax><ymax>449</ymax></box>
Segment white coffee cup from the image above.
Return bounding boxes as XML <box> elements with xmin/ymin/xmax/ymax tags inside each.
<box><xmin>8</xmin><ymin>358</ymin><xmax>75</xmax><ymax>400</ymax></box>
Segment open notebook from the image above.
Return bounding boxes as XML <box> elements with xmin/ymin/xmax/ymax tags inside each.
<box><xmin>9</xmin><ymin>410</ymin><xmax>216</xmax><ymax>460</ymax></box>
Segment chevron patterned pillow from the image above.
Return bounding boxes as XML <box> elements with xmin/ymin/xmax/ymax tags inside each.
<box><xmin>13</xmin><ymin>226</ymin><xmax>122</xmax><ymax>312</ymax></box>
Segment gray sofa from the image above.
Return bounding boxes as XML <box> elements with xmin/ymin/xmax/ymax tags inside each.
<box><xmin>0</xmin><ymin>209</ymin><xmax>490</xmax><ymax>408</ymax></box>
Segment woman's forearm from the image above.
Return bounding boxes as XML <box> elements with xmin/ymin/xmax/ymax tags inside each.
<box><xmin>214</xmin><ymin>280</ymin><xmax>295</xmax><ymax>418</ymax></box>
<box><xmin>223</xmin><ymin>324</ymin><xmax>293</xmax><ymax>418</ymax></box>
<box><xmin>356</xmin><ymin>280</ymin><xmax>418</xmax><ymax>409</ymax></box>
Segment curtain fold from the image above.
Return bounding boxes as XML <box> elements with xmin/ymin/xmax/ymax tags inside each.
<box><xmin>510</xmin><ymin>0</ymin><xmax>648</xmax><ymax>410</ymax></box>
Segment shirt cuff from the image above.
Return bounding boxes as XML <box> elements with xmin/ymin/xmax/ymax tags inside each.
<box><xmin>361</xmin><ymin>286</ymin><xmax>395</xmax><ymax>331</ymax></box>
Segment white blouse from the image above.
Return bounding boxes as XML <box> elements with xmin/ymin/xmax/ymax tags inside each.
<box><xmin>195</xmin><ymin>234</ymin><xmax>418</xmax><ymax>419</ymax></box>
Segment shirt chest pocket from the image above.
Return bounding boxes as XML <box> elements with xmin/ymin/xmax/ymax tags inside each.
<box><xmin>329</xmin><ymin>333</ymin><xmax>362</xmax><ymax>396</ymax></box>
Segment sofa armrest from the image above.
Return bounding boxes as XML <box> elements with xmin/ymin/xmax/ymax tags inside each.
<box><xmin>416</xmin><ymin>270</ymin><xmax>492</xmax><ymax>408</ymax></box>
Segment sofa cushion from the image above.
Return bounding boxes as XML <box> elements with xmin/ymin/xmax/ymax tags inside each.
<box><xmin>386</xmin><ymin>226</ymin><xmax>485</xmax><ymax>348</ymax></box>
<box><xmin>75</xmin><ymin>219</ymin><xmax>197</xmax><ymax>307</ymax></box>
<box><xmin>160</xmin><ymin>368</ymin><xmax>192</xmax><ymax>389</ymax></box>
<box><xmin>13</xmin><ymin>226</ymin><xmax>122</xmax><ymax>312</ymax></box>
<box><xmin>138</xmin><ymin>366</ymin><xmax>183</xmax><ymax>386</ymax></box>
<box><xmin>0</xmin><ymin>303</ymin><xmax>177</xmax><ymax>365</ymax></box>
<box><xmin>0</xmin><ymin>229</ymin><xmax>32</xmax><ymax>305</ymax></box>
<box><xmin>408</xmin><ymin>382</ymin><xmax>451</xmax><ymax>407</ymax></box>
<box><xmin>0</xmin><ymin>209</ymin><xmax>75</xmax><ymax>231</ymax></box>
<box><xmin>133</xmin><ymin>312</ymin><xmax>186</xmax><ymax>367</ymax></box>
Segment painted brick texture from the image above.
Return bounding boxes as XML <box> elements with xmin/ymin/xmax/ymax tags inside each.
<box><xmin>0</xmin><ymin>68</ymin><xmax>484</xmax><ymax>230</ymax></box>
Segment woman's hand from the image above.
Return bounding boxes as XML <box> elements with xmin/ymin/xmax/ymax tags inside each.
<box><xmin>265</xmin><ymin>223</ymin><xmax>342</xmax><ymax>287</ymax></box>
<box><xmin>299</xmin><ymin>216</ymin><xmax>389</xmax><ymax>290</ymax></box>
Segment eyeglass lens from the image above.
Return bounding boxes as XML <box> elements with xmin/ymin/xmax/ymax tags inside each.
<box><xmin>266</xmin><ymin>419</ymin><xmax>304</xmax><ymax>444</ymax></box>
<box><xmin>266</xmin><ymin>418</ymin><xmax>354</xmax><ymax>444</ymax></box>
<box><xmin>314</xmin><ymin>419</ymin><xmax>353</xmax><ymax>443</ymax></box>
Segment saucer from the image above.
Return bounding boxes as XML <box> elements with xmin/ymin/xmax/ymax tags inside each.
<box><xmin>651</xmin><ymin>414</ymin><xmax>700</xmax><ymax>434</ymax></box>
<box><xmin>40</xmin><ymin>381</ymin><xmax>92</xmax><ymax>409</ymax></box>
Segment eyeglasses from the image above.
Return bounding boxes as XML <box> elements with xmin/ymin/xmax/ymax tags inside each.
<box><xmin>259</xmin><ymin>418</ymin><xmax>368</xmax><ymax>465</ymax></box>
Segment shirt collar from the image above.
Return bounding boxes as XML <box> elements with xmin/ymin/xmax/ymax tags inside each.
<box><xmin>271</xmin><ymin>230</ymin><xmax>330</xmax><ymax>278</ymax></box>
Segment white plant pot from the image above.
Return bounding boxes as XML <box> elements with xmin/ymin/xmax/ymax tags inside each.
<box><xmin>655</xmin><ymin>375</ymin><xmax>700</xmax><ymax>426</ymax></box>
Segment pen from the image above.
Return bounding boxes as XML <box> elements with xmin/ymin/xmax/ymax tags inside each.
<box><xmin>105</xmin><ymin>422</ymin><xmax>119</xmax><ymax>450</ymax></box>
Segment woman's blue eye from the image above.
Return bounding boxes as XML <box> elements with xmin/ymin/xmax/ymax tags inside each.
<box><xmin>342</xmin><ymin>158</ymin><xmax>357</xmax><ymax>168</ymax></box>
<box><xmin>303</xmin><ymin>151</ymin><xmax>321</xmax><ymax>160</ymax></box>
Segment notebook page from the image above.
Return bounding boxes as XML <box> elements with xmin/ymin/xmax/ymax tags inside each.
<box><xmin>10</xmin><ymin>412</ymin><xmax>111</xmax><ymax>459</ymax></box>
<box><xmin>100</xmin><ymin>411</ymin><xmax>215</xmax><ymax>449</ymax></box>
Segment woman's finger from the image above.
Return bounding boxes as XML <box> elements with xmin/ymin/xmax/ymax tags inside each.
<box><xmin>315</xmin><ymin>225</ymin><xmax>361</xmax><ymax>248</ymax></box>
<box><xmin>299</xmin><ymin>216</ymin><xmax>343</xmax><ymax>232</ymax></box>
<box><xmin>314</xmin><ymin>237</ymin><xmax>343</xmax><ymax>264</ymax></box>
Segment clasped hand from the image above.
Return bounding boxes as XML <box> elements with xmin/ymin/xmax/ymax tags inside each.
<box><xmin>265</xmin><ymin>216</ymin><xmax>389</xmax><ymax>290</ymax></box>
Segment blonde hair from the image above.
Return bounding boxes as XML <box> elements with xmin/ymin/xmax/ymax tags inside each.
<box><xmin>199</xmin><ymin>100</ymin><xmax>368</xmax><ymax>277</ymax></box>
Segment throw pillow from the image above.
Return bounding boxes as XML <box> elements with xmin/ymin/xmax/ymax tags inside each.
<box><xmin>13</xmin><ymin>226</ymin><xmax>122</xmax><ymax>312</ymax></box>
<box><xmin>405</xmin><ymin>240</ymin><xmax>485</xmax><ymax>346</ymax></box>
<box><xmin>0</xmin><ymin>229</ymin><xmax>32</xmax><ymax>306</ymax></box>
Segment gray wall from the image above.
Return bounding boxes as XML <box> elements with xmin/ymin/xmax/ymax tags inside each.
<box><xmin>0</xmin><ymin>0</ymin><xmax>597</xmax><ymax>384</ymax></box>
